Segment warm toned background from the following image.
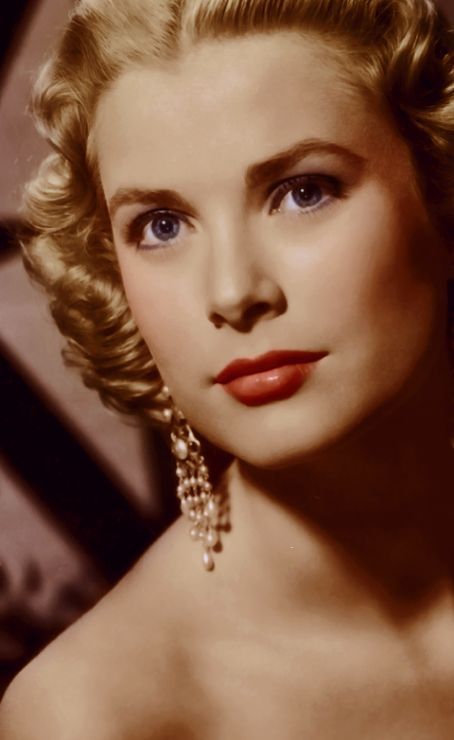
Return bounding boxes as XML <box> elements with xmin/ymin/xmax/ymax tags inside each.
<box><xmin>0</xmin><ymin>0</ymin><xmax>180</xmax><ymax>694</ymax></box>
<box><xmin>1</xmin><ymin>0</ymin><xmax>453</xmax><ymax>696</ymax></box>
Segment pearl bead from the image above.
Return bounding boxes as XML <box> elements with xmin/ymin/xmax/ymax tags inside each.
<box><xmin>174</xmin><ymin>434</ymin><xmax>219</xmax><ymax>572</ymax></box>
<box><xmin>202</xmin><ymin>548</ymin><xmax>214</xmax><ymax>571</ymax></box>
<box><xmin>206</xmin><ymin>529</ymin><xmax>218</xmax><ymax>547</ymax></box>
<box><xmin>161</xmin><ymin>408</ymin><xmax>172</xmax><ymax>423</ymax></box>
<box><xmin>173</xmin><ymin>438</ymin><xmax>188</xmax><ymax>460</ymax></box>
<box><xmin>206</xmin><ymin>498</ymin><xmax>217</xmax><ymax>516</ymax></box>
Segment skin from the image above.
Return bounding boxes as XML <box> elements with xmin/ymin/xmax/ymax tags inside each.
<box><xmin>1</xmin><ymin>32</ymin><xmax>453</xmax><ymax>740</ymax></box>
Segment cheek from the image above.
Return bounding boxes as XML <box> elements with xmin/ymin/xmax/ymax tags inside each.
<box><xmin>285</xmin><ymin>187</ymin><xmax>442</xmax><ymax>375</ymax></box>
<box><xmin>347</xmin><ymin>216</ymin><xmax>438</xmax><ymax>353</ymax></box>
<box><xmin>117</xmin><ymin>255</ymin><xmax>201</xmax><ymax>375</ymax></box>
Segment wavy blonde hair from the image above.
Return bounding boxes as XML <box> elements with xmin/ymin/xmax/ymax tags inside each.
<box><xmin>23</xmin><ymin>0</ymin><xmax>454</xmax><ymax>426</ymax></box>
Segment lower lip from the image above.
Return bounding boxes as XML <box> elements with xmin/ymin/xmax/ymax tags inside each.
<box><xmin>221</xmin><ymin>363</ymin><xmax>316</xmax><ymax>406</ymax></box>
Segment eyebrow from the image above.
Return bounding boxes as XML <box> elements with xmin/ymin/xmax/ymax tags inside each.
<box><xmin>245</xmin><ymin>138</ymin><xmax>366</xmax><ymax>189</ymax></box>
<box><xmin>109</xmin><ymin>189</ymin><xmax>193</xmax><ymax>220</ymax></box>
<box><xmin>108</xmin><ymin>138</ymin><xmax>366</xmax><ymax>219</ymax></box>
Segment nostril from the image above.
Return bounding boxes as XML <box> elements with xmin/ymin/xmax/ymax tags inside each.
<box><xmin>208</xmin><ymin>276</ymin><xmax>287</xmax><ymax>331</ymax></box>
<box><xmin>210</xmin><ymin>312</ymin><xmax>224</xmax><ymax>329</ymax></box>
<box><xmin>243</xmin><ymin>301</ymin><xmax>273</xmax><ymax>325</ymax></box>
<box><xmin>209</xmin><ymin>302</ymin><xmax>271</xmax><ymax>330</ymax></box>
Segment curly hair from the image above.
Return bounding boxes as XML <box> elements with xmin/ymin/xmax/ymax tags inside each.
<box><xmin>22</xmin><ymin>0</ymin><xmax>454</xmax><ymax>427</ymax></box>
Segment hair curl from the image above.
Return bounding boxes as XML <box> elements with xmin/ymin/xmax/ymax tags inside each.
<box><xmin>22</xmin><ymin>0</ymin><xmax>454</xmax><ymax>426</ymax></box>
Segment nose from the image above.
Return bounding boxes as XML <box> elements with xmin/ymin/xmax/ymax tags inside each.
<box><xmin>206</xmin><ymin>227</ymin><xmax>287</xmax><ymax>331</ymax></box>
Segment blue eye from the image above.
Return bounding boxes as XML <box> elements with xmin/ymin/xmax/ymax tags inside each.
<box><xmin>270</xmin><ymin>175</ymin><xmax>343</xmax><ymax>215</ymax></box>
<box><xmin>149</xmin><ymin>214</ymin><xmax>181</xmax><ymax>241</ymax></box>
<box><xmin>290</xmin><ymin>182</ymin><xmax>323</xmax><ymax>208</ymax></box>
<box><xmin>126</xmin><ymin>209</ymin><xmax>189</xmax><ymax>251</ymax></box>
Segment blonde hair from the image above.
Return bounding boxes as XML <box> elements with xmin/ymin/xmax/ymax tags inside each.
<box><xmin>23</xmin><ymin>0</ymin><xmax>454</xmax><ymax>425</ymax></box>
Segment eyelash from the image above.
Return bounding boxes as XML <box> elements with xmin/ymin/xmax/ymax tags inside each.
<box><xmin>124</xmin><ymin>173</ymin><xmax>346</xmax><ymax>251</ymax></box>
<box><xmin>269</xmin><ymin>173</ymin><xmax>345</xmax><ymax>215</ymax></box>
<box><xmin>124</xmin><ymin>210</ymin><xmax>189</xmax><ymax>253</ymax></box>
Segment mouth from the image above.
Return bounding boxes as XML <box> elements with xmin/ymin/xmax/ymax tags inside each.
<box><xmin>214</xmin><ymin>350</ymin><xmax>327</xmax><ymax>407</ymax></box>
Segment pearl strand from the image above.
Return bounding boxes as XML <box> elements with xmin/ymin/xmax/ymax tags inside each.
<box><xmin>170</xmin><ymin>413</ymin><xmax>219</xmax><ymax>571</ymax></box>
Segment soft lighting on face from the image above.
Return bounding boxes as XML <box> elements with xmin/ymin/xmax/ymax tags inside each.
<box><xmin>95</xmin><ymin>32</ymin><xmax>446</xmax><ymax>467</ymax></box>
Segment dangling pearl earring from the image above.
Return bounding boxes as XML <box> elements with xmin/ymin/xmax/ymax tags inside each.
<box><xmin>163</xmin><ymin>387</ymin><xmax>220</xmax><ymax>571</ymax></box>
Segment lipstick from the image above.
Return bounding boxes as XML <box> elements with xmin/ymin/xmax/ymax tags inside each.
<box><xmin>214</xmin><ymin>350</ymin><xmax>326</xmax><ymax>406</ymax></box>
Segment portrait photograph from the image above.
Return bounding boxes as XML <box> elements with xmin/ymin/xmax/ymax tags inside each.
<box><xmin>0</xmin><ymin>1</ymin><xmax>453</xmax><ymax>738</ymax></box>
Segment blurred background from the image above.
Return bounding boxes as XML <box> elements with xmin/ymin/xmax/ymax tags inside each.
<box><xmin>1</xmin><ymin>0</ymin><xmax>453</xmax><ymax>697</ymax></box>
<box><xmin>0</xmin><ymin>0</ymin><xmax>181</xmax><ymax>695</ymax></box>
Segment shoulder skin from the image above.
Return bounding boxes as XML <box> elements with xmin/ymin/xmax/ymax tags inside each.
<box><xmin>0</xmin><ymin>520</ymin><xmax>202</xmax><ymax>740</ymax></box>
<box><xmin>0</xmin><ymin>657</ymin><xmax>118</xmax><ymax>740</ymax></box>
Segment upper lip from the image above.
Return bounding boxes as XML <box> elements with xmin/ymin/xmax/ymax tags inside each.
<box><xmin>214</xmin><ymin>350</ymin><xmax>327</xmax><ymax>384</ymax></box>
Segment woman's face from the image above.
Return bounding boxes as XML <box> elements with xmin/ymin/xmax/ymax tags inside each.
<box><xmin>95</xmin><ymin>32</ymin><xmax>448</xmax><ymax>468</ymax></box>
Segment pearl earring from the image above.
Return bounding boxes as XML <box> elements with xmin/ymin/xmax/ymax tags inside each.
<box><xmin>164</xmin><ymin>389</ymin><xmax>220</xmax><ymax>571</ymax></box>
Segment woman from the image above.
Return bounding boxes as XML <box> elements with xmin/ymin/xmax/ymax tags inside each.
<box><xmin>1</xmin><ymin>0</ymin><xmax>453</xmax><ymax>737</ymax></box>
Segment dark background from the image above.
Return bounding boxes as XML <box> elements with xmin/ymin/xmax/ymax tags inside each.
<box><xmin>0</xmin><ymin>1</ymin><xmax>180</xmax><ymax>696</ymax></box>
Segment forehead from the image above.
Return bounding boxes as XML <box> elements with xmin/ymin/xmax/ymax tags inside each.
<box><xmin>94</xmin><ymin>32</ymin><xmax>410</xmax><ymax>197</ymax></box>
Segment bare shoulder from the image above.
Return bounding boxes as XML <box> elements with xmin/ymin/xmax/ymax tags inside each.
<box><xmin>0</xmin><ymin>661</ymin><xmax>115</xmax><ymax>740</ymax></box>
<box><xmin>0</xmin><ymin>517</ymin><xmax>208</xmax><ymax>740</ymax></box>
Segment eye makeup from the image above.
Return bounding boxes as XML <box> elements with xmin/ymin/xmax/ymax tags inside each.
<box><xmin>122</xmin><ymin>208</ymin><xmax>192</xmax><ymax>250</ymax></box>
<box><xmin>119</xmin><ymin>169</ymin><xmax>352</xmax><ymax>251</ymax></box>
<box><xmin>268</xmin><ymin>173</ymin><xmax>347</xmax><ymax>215</ymax></box>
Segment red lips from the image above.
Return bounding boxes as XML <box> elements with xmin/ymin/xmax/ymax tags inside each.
<box><xmin>214</xmin><ymin>350</ymin><xmax>326</xmax><ymax>406</ymax></box>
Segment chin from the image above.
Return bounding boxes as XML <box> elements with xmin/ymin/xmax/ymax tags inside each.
<box><xmin>207</xmin><ymin>412</ymin><xmax>356</xmax><ymax>471</ymax></box>
<box><xmin>186</xmin><ymin>367</ymin><xmax>426</xmax><ymax>472</ymax></box>
<box><xmin>231</xmin><ymin>432</ymin><xmax>345</xmax><ymax>470</ymax></box>
<box><xmin>206</xmin><ymin>391</ymin><xmax>404</xmax><ymax>471</ymax></box>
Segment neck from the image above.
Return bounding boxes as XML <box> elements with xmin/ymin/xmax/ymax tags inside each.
<box><xmin>222</xmin><ymin>377</ymin><xmax>454</xmax><ymax>628</ymax></box>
